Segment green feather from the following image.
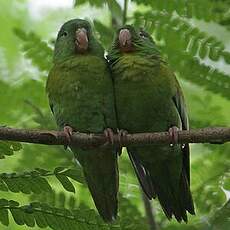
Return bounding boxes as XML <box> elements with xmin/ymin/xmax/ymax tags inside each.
<box><xmin>46</xmin><ymin>19</ymin><xmax>118</xmax><ymax>222</ymax></box>
<box><xmin>108</xmin><ymin>25</ymin><xmax>195</xmax><ymax>222</ymax></box>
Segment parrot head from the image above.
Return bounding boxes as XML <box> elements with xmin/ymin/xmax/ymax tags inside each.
<box><xmin>53</xmin><ymin>19</ymin><xmax>103</xmax><ymax>63</ymax></box>
<box><xmin>108</xmin><ymin>25</ymin><xmax>159</xmax><ymax>63</ymax></box>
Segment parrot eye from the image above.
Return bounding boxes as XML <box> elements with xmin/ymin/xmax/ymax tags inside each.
<box><xmin>139</xmin><ymin>31</ymin><xmax>147</xmax><ymax>39</ymax></box>
<box><xmin>60</xmin><ymin>31</ymin><xmax>68</xmax><ymax>37</ymax></box>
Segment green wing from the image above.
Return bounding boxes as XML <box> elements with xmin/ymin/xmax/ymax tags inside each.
<box><xmin>172</xmin><ymin>80</ymin><xmax>190</xmax><ymax>184</ymax></box>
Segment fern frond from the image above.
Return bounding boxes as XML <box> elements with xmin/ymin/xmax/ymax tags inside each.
<box><xmin>133</xmin><ymin>11</ymin><xmax>230</xmax><ymax>99</ymax></box>
<box><xmin>14</xmin><ymin>28</ymin><xmax>53</xmax><ymax>72</ymax></box>
<box><xmin>93</xmin><ymin>20</ymin><xmax>114</xmax><ymax>49</ymax></box>
<box><xmin>132</xmin><ymin>0</ymin><xmax>229</xmax><ymax>24</ymax></box>
<box><xmin>191</xmin><ymin>145</ymin><xmax>230</xmax><ymax>213</ymax></box>
<box><xmin>0</xmin><ymin>199</ymin><xmax>120</xmax><ymax>229</ymax></box>
<box><xmin>30</xmin><ymin>190</ymin><xmax>78</xmax><ymax>210</ymax></box>
<box><xmin>135</xmin><ymin>11</ymin><xmax>230</xmax><ymax>64</ymax></box>
<box><xmin>209</xmin><ymin>200</ymin><xmax>230</xmax><ymax>229</ymax></box>
<box><xmin>168</xmin><ymin>53</ymin><xmax>230</xmax><ymax>99</ymax></box>
<box><xmin>0</xmin><ymin>141</ymin><xmax>22</xmax><ymax>159</ymax></box>
<box><xmin>119</xmin><ymin>194</ymin><xmax>148</xmax><ymax>230</ymax></box>
<box><xmin>0</xmin><ymin>167</ymin><xmax>84</xmax><ymax>194</ymax></box>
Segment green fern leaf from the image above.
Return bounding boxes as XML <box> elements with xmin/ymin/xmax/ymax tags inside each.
<box><xmin>0</xmin><ymin>209</ymin><xmax>9</xmax><ymax>226</ymax></box>
<box><xmin>0</xmin><ymin>167</ymin><xmax>83</xmax><ymax>195</ymax></box>
<box><xmin>132</xmin><ymin>0</ymin><xmax>229</xmax><ymax>24</ymax></box>
<box><xmin>55</xmin><ymin>174</ymin><xmax>75</xmax><ymax>193</ymax></box>
<box><xmin>0</xmin><ymin>199</ymin><xmax>121</xmax><ymax>230</ymax></box>
<box><xmin>30</xmin><ymin>190</ymin><xmax>78</xmax><ymax>210</ymax></box>
<box><xmin>94</xmin><ymin>20</ymin><xmax>114</xmax><ymax>49</ymax></box>
<box><xmin>0</xmin><ymin>141</ymin><xmax>22</xmax><ymax>159</ymax></box>
<box><xmin>133</xmin><ymin>11</ymin><xmax>230</xmax><ymax>99</ymax></box>
<box><xmin>14</xmin><ymin>28</ymin><xmax>53</xmax><ymax>71</ymax></box>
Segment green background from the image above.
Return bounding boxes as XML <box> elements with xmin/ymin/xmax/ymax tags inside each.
<box><xmin>0</xmin><ymin>0</ymin><xmax>229</xmax><ymax>229</ymax></box>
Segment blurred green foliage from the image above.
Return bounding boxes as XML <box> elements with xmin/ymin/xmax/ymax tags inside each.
<box><xmin>0</xmin><ymin>0</ymin><xmax>229</xmax><ymax>229</ymax></box>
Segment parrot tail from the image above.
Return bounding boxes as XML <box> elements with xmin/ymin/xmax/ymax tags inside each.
<box><xmin>150</xmin><ymin>166</ymin><xmax>195</xmax><ymax>222</ymax></box>
<box><xmin>77</xmin><ymin>148</ymin><xmax>119</xmax><ymax>222</ymax></box>
<box><xmin>127</xmin><ymin>148</ymin><xmax>195</xmax><ymax>222</ymax></box>
<box><xmin>127</xmin><ymin>150</ymin><xmax>156</xmax><ymax>199</ymax></box>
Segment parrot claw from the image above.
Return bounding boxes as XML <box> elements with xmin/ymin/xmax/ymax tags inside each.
<box><xmin>103</xmin><ymin>128</ymin><xmax>115</xmax><ymax>146</ymax></box>
<box><xmin>168</xmin><ymin>126</ymin><xmax>179</xmax><ymax>145</ymax></box>
<box><xmin>118</xmin><ymin>129</ymin><xmax>128</xmax><ymax>149</ymax></box>
<box><xmin>63</xmin><ymin>125</ymin><xmax>74</xmax><ymax>149</ymax></box>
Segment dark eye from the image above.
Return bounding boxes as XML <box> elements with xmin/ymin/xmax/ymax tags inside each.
<box><xmin>139</xmin><ymin>31</ymin><xmax>147</xmax><ymax>39</ymax></box>
<box><xmin>60</xmin><ymin>31</ymin><xmax>68</xmax><ymax>37</ymax></box>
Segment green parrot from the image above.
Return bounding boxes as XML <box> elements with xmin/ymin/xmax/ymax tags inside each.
<box><xmin>46</xmin><ymin>19</ymin><xmax>119</xmax><ymax>222</ymax></box>
<box><xmin>107</xmin><ymin>26</ymin><xmax>195</xmax><ymax>222</ymax></box>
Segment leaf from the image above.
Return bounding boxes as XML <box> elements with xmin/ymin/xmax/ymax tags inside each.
<box><xmin>22</xmin><ymin>210</ymin><xmax>35</xmax><ymax>227</ymax></box>
<box><xmin>3</xmin><ymin>199</ymin><xmax>118</xmax><ymax>229</ymax></box>
<box><xmin>0</xmin><ymin>209</ymin><xmax>9</xmax><ymax>226</ymax></box>
<box><xmin>14</xmin><ymin>28</ymin><xmax>53</xmax><ymax>71</ymax></box>
<box><xmin>133</xmin><ymin>11</ymin><xmax>230</xmax><ymax>99</ymax></box>
<box><xmin>107</xmin><ymin>0</ymin><xmax>122</xmax><ymax>25</ymax></box>
<box><xmin>36</xmin><ymin>177</ymin><xmax>53</xmax><ymax>192</ymax></box>
<box><xmin>94</xmin><ymin>20</ymin><xmax>114</xmax><ymax>49</ymax></box>
<box><xmin>10</xmin><ymin>208</ymin><xmax>24</xmax><ymax>225</ymax></box>
<box><xmin>0</xmin><ymin>179</ymin><xmax>8</xmax><ymax>191</ymax></box>
<box><xmin>132</xmin><ymin>0</ymin><xmax>230</xmax><ymax>24</ymax></box>
<box><xmin>0</xmin><ymin>167</ymin><xmax>81</xmax><ymax>195</ymax></box>
<box><xmin>0</xmin><ymin>141</ymin><xmax>22</xmax><ymax>159</ymax></box>
<box><xmin>2</xmin><ymin>175</ymin><xmax>20</xmax><ymax>193</ymax></box>
<box><xmin>55</xmin><ymin>174</ymin><xmax>75</xmax><ymax>193</ymax></box>
<box><xmin>29</xmin><ymin>190</ymin><xmax>78</xmax><ymax>211</ymax></box>
<box><xmin>209</xmin><ymin>200</ymin><xmax>230</xmax><ymax>230</ymax></box>
<box><xmin>59</xmin><ymin>168</ymin><xmax>85</xmax><ymax>184</ymax></box>
<box><xmin>33</xmin><ymin>211</ymin><xmax>48</xmax><ymax>228</ymax></box>
<box><xmin>0</xmin><ymin>199</ymin><xmax>9</xmax><ymax>207</ymax></box>
<box><xmin>118</xmin><ymin>194</ymin><xmax>148</xmax><ymax>230</ymax></box>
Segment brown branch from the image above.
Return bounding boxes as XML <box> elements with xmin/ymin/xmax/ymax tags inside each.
<box><xmin>0</xmin><ymin>127</ymin><xmax>229</xmax><ymax>147</ymax></box>
<box><xmin>141</xmin><ymin>190</ymin><xmax>158</xmax><ymax>230</ymax></box>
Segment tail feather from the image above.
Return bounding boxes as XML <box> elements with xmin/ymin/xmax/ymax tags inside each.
<box><xmin>126</xmin><ymin>146</ymin><xmax>195</xmax><ymax>222</ymax></box>
<box><xmin>150</xmin><ymin>166</ymin><xmax>194</xmax><ymax>222</ymax></box>
<box><xmin>127</xmin><ymin>149</ymin><xmax>155</xmax><ymax>199</ymax></box>
<box><xmin>84</xmin><ymin>168</ymin><xmax>118</xmax><ymax>221</ymax></box>
<box><xmin>180</xmin><ymin>169</ymin><xmax>195</xmax><ymax>215</ymax></box>
<box><xmin>75</xmin><ymin>148</ymin><xmax>119</xmax><ymax>222</ymax></box>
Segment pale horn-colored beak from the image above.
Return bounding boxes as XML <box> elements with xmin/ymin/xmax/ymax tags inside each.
<box><xmin>75</xmin><ymin>28</ymin><xmax>88</xmax><ymax>52</ymax></box>
<box><xmin>119</xmin><ymin>29</ymin><xmax>132</xmax><ymax>47</ymax></box>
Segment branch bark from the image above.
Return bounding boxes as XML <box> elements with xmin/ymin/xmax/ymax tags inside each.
<box><xmin>0</xmin><ymin>127</ymin><xmax>229</xmax><ymax>147</ymax></box>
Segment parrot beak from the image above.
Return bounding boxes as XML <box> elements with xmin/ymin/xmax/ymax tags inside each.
<box><xmin>75</xmin><ymin>28</ymin><xmax>88</xmax><ymax>52</ymax></box>
<box><xmin>119</xmin><ymin>29</ymin><xmax>132</xmax><ymax>52</ymax></box>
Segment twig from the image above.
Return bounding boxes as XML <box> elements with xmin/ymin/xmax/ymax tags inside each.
<box><xmin>141</xmin><ymin>190</ymin><xmax>158</xmax><ymax>230</ymax></box>
<box><xmin>0</xmin><ymin>127</ymin><xmax>229</xmax><ymax>147</ymax></box>
<box><xmin>123</xmin><ymin>0</ymin><xmax>128</xmax><ymax>25</ymax></box>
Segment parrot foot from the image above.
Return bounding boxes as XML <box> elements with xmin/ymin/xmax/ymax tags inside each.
<box><xmin>118</xmin><ymin>129</ymin><xmax>128</xmax><ymax>148</ymax></box>
<box><xmin>168</xmin><ymin>126</ymin><xmax>179</xmax><ymax>145</ymax></box>
<box><xmin>103</xmin><ymin>128</ymin><xmax>115</xmax><ymax>145</ymax></box>
<box><xmin>63</xmin><ymin>125</ymin><xmax>74</xmax><ymax>149</ymax></box>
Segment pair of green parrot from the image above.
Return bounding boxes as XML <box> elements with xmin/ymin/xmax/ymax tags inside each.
<box><xmin>46</xmin><ymin>19</ymin><xmax>195</xmax><ymax>222</ymax></box>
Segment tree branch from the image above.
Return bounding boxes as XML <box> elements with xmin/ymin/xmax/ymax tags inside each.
<box><xmin>0</xmin><ymin>127</ymin><xmax>229</xmax><ymax>147</ymax></box>
<box><xmin>141</xmin><ymin>190</ymin><xmax>158</xmax><ymax>230</ymax></box>
<box><xmin>123</xmin><ymin>0</ymin><xmax>128</xmax><ymax>25</ymax></box>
